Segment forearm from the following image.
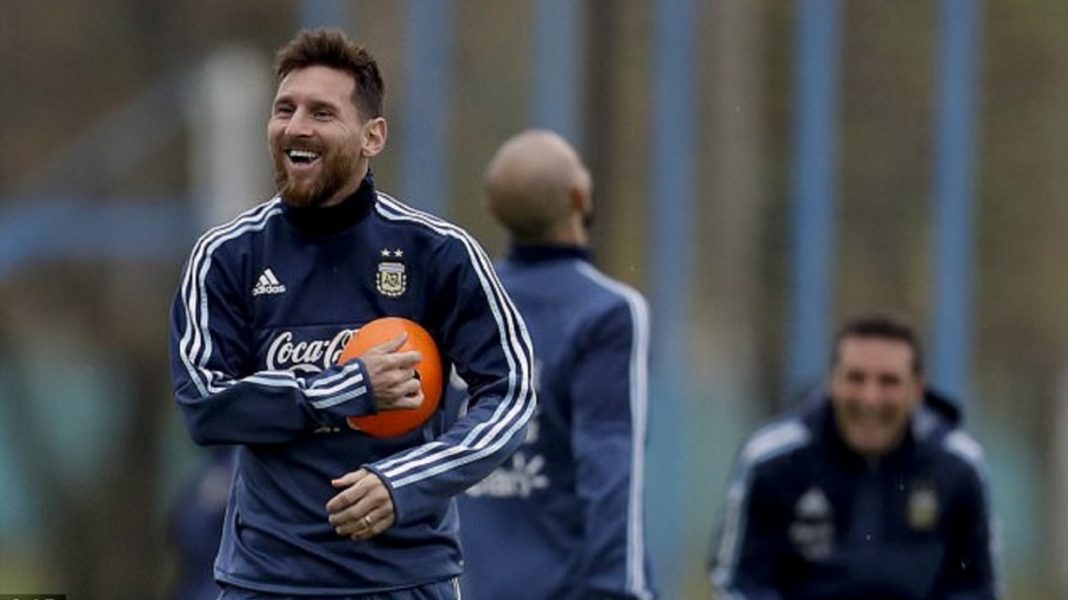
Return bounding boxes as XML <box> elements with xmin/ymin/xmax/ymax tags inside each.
<box><xmin>368</xmin><ymin>385</ymin><xmax>533</xmax><ymax>523</ymax></box>
<box><xmin>175</xmin><ymin>361</ymin><xmax>376</xmax><ymax>445</ymax></box>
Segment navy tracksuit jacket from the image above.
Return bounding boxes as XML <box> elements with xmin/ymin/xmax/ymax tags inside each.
<box><xmin>169</xmin><ymin>177</ymin><xmax>535</xmax><ymax>596</ymax></box>
<box><xmin>710</xmin><ymin>392</ymin><xmax>999</xmax><ymax>599</ymax></box>
<box><xmin>456</xmin><ymin>245</ymin><xmax>657</xmax><ymax>600</ymax></box>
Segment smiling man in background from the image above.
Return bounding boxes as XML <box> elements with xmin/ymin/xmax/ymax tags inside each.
<box><xmin>709</xmin><ymin>311</ymin><xmax>999</xmax><ymax>599</ymax></box>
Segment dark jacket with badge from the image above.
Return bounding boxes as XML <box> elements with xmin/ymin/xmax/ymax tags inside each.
<box><xmin>709</xmin><ymin>392</ymin><xmax>998</xmax><ymax>600</ymax></box>
<box><xmin>169</xmin><ymin>175</ymin><xmax>535</xmax><ymax>595</ymax></box>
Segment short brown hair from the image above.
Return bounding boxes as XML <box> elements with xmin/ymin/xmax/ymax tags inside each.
<box><xmin>832</xmin><ymin>310</ymin><xmax>924</xmax><ymax>374</ymax></box>
<box><xmin>274</xmin><ymin>27</ymin><xmax>384</xmax><ymax>119</ymax></box>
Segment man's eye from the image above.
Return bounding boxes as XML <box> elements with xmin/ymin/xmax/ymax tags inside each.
<box><xmin>314</xmin><ymin>110</ymin><xmax>333</xmax><ymax>119</ymax></box>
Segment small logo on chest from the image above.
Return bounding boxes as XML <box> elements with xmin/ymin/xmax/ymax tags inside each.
<box><xmin>252</xmin><ymin>268</ymin><xmax>287</xmax><ymax>296</ymax></box>
<box><xmin>376</xmin><ymin>248</ymin><xmax>407</xmax><ymax>297</ymax></box>
<box><xmin>789</xmin><ymin>487</ymin><xmax>835</xmax><ymax>560</ymax></box>
<box><xmin>907</xmin><ymin>484</ymin><xmax>939</xmax><ymax>531</ymax></box>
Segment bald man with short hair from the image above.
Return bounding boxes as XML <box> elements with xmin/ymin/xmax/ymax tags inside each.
<box><xmin>483</xmin><ymin>130</ymin><xmax>593</xmax><ymax>244</ymax></box>
<box><xmin>455</xmin><ymin>130</ymin><xmax>658</xmax><ymax>600</ymax></box>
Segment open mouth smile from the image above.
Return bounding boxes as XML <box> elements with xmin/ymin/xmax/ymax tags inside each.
<box><xmin>285</xmin><ymin>149</ymin><xmax>322</xmax><ymax>167</ymax></box>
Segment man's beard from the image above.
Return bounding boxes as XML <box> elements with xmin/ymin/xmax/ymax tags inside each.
<box><xmin>271</xmin><ymin>140</ymin><xmax>361</xmax><ymax>208</ymax></box>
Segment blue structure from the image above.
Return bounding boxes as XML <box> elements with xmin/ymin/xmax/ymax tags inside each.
<box><xmin>648</xmin><ymin>0</ymin><xmax>698</xmax><ymax>597</ymax></box>
<box><xmin>299</xmin><ymin>0</ymin><xmax>348</xmax><ymax>30</ymax></box>
<box><xmin>786</xmin><ymin>0</ymin><xmax>843</xmax><ymax>399</ymax></box>
<box><xmin>931</xmin><ymin>0</ymin><xmax>983</xmax><ymax>402</ymax></box>
<box><xmin>401</xmin><ymin>0</ymin><xmax>454</xmax><ymax>216</ymax></box>
<box><xmin>532</xmin><ymin>0</ymin><xmax>585</xmax><ymax>145</ymax></box>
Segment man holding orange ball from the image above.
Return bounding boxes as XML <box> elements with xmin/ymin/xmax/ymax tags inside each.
<box><xmin>169</xmin><ymin>28</ymin><xmax>535</xmax><ymax>599</ymax></box>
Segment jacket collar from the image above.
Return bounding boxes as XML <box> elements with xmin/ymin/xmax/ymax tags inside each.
<box><xmin>507</xmin><ymin>244</ymin><xmax>592</xmax><ymax>264</ymax></box>
<box><xmin>281</xmin><ymin>173</ymin><xmax>376</xmax><ymax>236</ymax></box>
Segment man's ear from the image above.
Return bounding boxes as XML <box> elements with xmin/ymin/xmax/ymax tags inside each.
<box><xmin>361</xmin><ymin>117</ymin><xmax>388</xmax><ymax>158</ymax></box>
<box><xmin>570</xmin><ymin>174</ymin><xmax>593</xmax><ymax>217</ymax></box>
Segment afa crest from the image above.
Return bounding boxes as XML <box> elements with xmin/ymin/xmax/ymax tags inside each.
<box><xmin>376</xmin><ymin>261</ymin><xmax>407</xmax><ymax>297</ymax></box>
<box><xmin>907</xmin><ymin>485</ymin><xmax>939</xmax><ymax>531</ymax></box>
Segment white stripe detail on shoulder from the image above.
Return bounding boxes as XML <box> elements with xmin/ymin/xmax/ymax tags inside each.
<box><xmin>371</xmin><ymin>193</ymin><xmax>536</xmax><ymax>488</ymax></box>
<box><xmin>741</xmin><ymin>420</ymin><xmax>809</xmax><ymax>465</ymax></box>
<box><xmin>178</xmin><ymin>200</ymin><xmax>282</xmax><ymax>397</ymax></box>
<box><xmin>574</xmin><ymin>262</ymin><xmax>654</xmax><ymax>600</ymax></box>
<box><xmin>944</xmin><ymin>430</ymin><xmax>985</xmax><ymax>467</ymax></box>
<box><xmin>712</xmin><ymin>420</ymin><xmax>810</xmax><ymax>594</ymax></box>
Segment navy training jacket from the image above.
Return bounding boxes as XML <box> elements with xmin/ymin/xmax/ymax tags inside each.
<box><xmin>709</xmin><ymin>392</ymin><xmax>999</xmax><ymax>600</ymax></box>
<box><xmin>456</xmin><ymin>245</ymin><xmax>657</xmax><ymax>600</ymax></box>
<box><xmin>169</xmin><ymin>176</ymin><xmax>535</xmax><ymax>595</ymax></box>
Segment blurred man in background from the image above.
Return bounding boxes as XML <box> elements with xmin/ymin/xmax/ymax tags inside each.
<box><xmin>709</xmin><ymin>311</ymin><xmax>998</xmax><ymax>599</ymax></box>
<box><xmin>455</xmin><ymin>130</ymin><xmax>657</xmax><ymax>600</ymax></box>
<box><xmin>169</xmin><ymin>28</ymin><xmax>535</xmax><ymax>599</ymax></box>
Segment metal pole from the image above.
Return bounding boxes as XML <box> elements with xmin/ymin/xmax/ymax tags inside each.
<box><xmin>648</xmin><ymin>0</ymin><xmax>696</xmax><ymax>596</ymax></box>
<box><xmin>401</xmin><ymin>0</ymin><xmax>454</xmax><ymax>216</ymax></box>
<box><xmin>299</xmin><ymin>0</ymin><xmax>349</xmax><ymax>29</ymax></box>
<box><xmin>786</xmin><ymin>0</ymin><xmax>843</xmax><ymax>400</ymax></box>
<box><xmin>532</xmin><ymin>0</ymin><xmax>584</xmax><ymax>145</ymax></box>
<box><xmin>931</xmin><ymin>0</ymin><xmax>982</xmax><ymax>402</ymax></box>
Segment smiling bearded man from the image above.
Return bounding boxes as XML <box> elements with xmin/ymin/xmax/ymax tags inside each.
<box><xmin>267</xmin><ymin>62</ymin><xmax>372</xmax><ymax>209</ymax></box>
<box><xmin>169</xmin><ymin>28</ymin><xmax>535</xmax><ymax>600</ymax></box>
<box><xmin>708</xmin><ymin>311</ymin><xmax>999</xmax><ymax>600</ymax></box>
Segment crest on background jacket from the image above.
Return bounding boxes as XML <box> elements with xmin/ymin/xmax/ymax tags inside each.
<box><xmin>907</xmin><ymin>484</ymin><xmax>939</xmax><ymax>531</ymax></box>
<box><xmin>376</xmin><ymin>260</ymin><xmax>407</xmax><ymax>297</ymax></box>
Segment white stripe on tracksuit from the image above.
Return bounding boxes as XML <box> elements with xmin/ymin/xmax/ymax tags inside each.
<box><xmin>574</xmin><ymin>261</ymin><xmax>654</xmax><ymax>600</ymax></box>
<box><xmin>712</xmin><ymin>421</ymin><xmax>809</xmax><ymax>595</ymax></box>
<box><xmin>179</xmin><ymin>200</ymin><xmax>281</xmax><ymax>397</ymax></box>
<box><xmin>177</xmin><ymin>199</ymin><xmax>365</xmax><ymax>408</ymax></box>
<box><xmin>371</xmin><ymin>193</ymin><xmax>536</xmax><ymax>489</ymax></box>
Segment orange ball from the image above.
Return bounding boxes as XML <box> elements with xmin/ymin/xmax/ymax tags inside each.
<box><xmin>338</xmin><ymin>317</ymin><xmax>443</xmax><ymax>438</ymax></box>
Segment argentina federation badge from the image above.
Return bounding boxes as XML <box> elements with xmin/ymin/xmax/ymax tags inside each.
<box><xmin>376</xmin><ymin>260</ymin><xmax>407</xmax><ymax>297</ymax></box>
<box><xmin>907</xmin><ymin>484</ymin><xmax>939</xmax><ymax>531</ymax></box>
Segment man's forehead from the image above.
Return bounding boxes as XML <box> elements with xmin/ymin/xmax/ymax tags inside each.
<box><xmin>275</xmin><ymin>65</ymin><xmax>356</xmax><ymax>101</ymax></box>
<box><xmin>836</xmin><ymin>336</ymin><xmax>915</xmax><ymax>367</ymax></box>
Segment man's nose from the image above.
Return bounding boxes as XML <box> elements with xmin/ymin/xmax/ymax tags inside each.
<box><xmin>285</xmin><ymin>108</ymin><xmax>314</xmax><ymax>137</ymax></box>
<box><xmin>857</xmin><ymin>380</ymin><xmax>881</xmax><ymax>405</ymax></box>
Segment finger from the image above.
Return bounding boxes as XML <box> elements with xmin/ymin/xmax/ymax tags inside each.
<box><xmin>379</xmin><ymin>367</ymin><xmax>417</xmax><ymax>389</ymax></box>
<box><xmin>348</xmin><ymin>508</ymin><xmax>396</xmax><ymax>541</ymax></box>
<box><xmin>397</xmin><ymin>388</ymin><xmax>425</xmax><ymax>410</ymax></box>
<box><xmin>326</xmin><ymin>471</ymin><xmax>372</xmax><ymax>512</ymax></box>
<box><xmin>378</xmin><ymin>350</ymin><xmax>423</xmax><ymax>370</ymax></box>
<box><xmin>335</xmin><ymin>506</ymin><xmax>381</xmax><ymax>536</ymax></box>
<box><xmin>331</xmin><ymin>492</ymin><xmax>388</xmax><ymax>535</ymax></box>
<box><xmin>330</xmin><ymin>499</ymin><xmax>375</xmax><ymax>531</ymax></box>
<box><xmin>330</xmin><ymin>475</ymin><xmax>390</xmax><ymax>519</ymax></box>
<box><xmin>330</xmin><ymin>468</ymin><xmax>368</xmax><ymax>489</ymax></box>
<box><xmin>380</xmin><ymin>382</ymin><xmax>423</xmax><ymax>408</ymax></box>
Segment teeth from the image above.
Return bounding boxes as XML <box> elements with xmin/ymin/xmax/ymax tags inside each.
<box><xmin>286</xmin><ymin>149</ymin><xmax>320</xmax><ymax>162</ymax></box>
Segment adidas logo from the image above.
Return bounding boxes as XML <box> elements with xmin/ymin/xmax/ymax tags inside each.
<box><xmin>252</xmin><ymin>268</ymin><xmax>287</xmax><ymax>296</ymax></box>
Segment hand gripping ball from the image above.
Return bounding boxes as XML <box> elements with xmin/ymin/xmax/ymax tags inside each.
<box><xmin>338</xmin><ymin>317</ymin><xmax>443</xmax><ymax>437</ymax></box>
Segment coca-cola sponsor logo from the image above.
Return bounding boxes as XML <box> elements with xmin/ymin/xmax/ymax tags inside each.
<box><xmin>266</xmin><ymin>329</ymin><xmax>355</xmax><ymax>374</ymax></box>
